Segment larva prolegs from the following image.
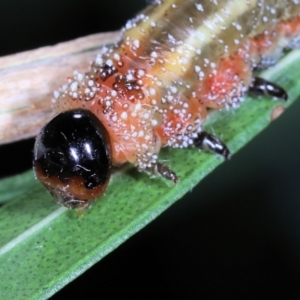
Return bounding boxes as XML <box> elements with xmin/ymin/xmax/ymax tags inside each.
<box><xmin>144</xmin><ymin>130</ymin><xmax>230</xmax><ymax>184</ymax></box>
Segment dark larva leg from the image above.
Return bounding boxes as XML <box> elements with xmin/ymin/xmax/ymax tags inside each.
<box><xmin>249</xmin><ymin>77</ymin><xmax>288</xmax><ymax>101</ymax></box>
<box><xmin>194</xmin><ymin>132</ymin><xmax>230</xmax><ymax>159</ymax></box>
<box><xmin>145</xmin><ymin>162</ymin><xmax>178</xmax><ymax>184</ymax></box>
<box><xmin>156</xmin><ymin>163</ymin><xmax>178</xmax><ymax>184</ymax></box>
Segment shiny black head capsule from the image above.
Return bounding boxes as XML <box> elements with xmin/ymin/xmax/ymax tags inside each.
<box><xmin>33</xmin><ymin>109</ymin><xmax>112</xmax><ymax>209</ymax></box>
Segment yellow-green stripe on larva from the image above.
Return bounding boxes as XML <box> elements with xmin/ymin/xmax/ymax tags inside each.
<box><xmin>123</xmin><ymin>0</ymin><xmax>300</xmax><ymax>84</ymax></box>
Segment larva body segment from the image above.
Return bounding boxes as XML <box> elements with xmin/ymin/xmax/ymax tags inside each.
<box><xmin>34</xmin><ymin>0</ymin><xmax>300</xmax><ymax>209</ymax></box>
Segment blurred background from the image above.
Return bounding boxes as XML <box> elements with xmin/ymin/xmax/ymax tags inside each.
<box><xmin>1</xmin><ymin>1</ymin><xmax>300</xmax><ymax>298</ymax></box>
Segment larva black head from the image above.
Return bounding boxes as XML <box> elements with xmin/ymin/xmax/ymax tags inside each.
<box><xmin>33</xmin><ymin>109</ymin><xmax>112</xmax><ymax>209</ymax></box>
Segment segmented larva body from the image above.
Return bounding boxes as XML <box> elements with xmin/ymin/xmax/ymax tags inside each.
<box><xmin>54</xmin><ymin>0</ymin><xmax>300</xmax><ymax>169</ymax></box>
<box><xmin>34</xmin><ymin>0</ymin><xmax>300</xmax><ymax>209</ymax></box>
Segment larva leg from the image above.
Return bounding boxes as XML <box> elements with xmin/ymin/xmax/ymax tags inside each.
<box><xmin>156</xmin><ymin>163</ymin><xmax>178</xmax><ymax>184</ymax></box>
<box><xmin>249</xmin><ymin>77</ymin><xmax>288</xmax><ymax>101</ymax></box>
<box><xmin>145</xmin><ymin>162</ymin><xmax>178</xmax><ymax>184</ymax></box>
<box><xmin>193</xmin><ymin>132</ymin><xmax>230</xmax><ymax>159</ymax></box>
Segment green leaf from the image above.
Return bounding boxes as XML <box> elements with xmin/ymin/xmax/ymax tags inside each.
<box><xmin>1</xmin><ymin>49</ymin><xmax>300</xmax><ymax>299</ymax></box>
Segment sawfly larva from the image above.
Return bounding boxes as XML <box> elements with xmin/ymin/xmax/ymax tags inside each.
<box><xmin>33</xmin><ymin>0</ymin><xmax>300</xmax><ymax>209</ymax></box>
